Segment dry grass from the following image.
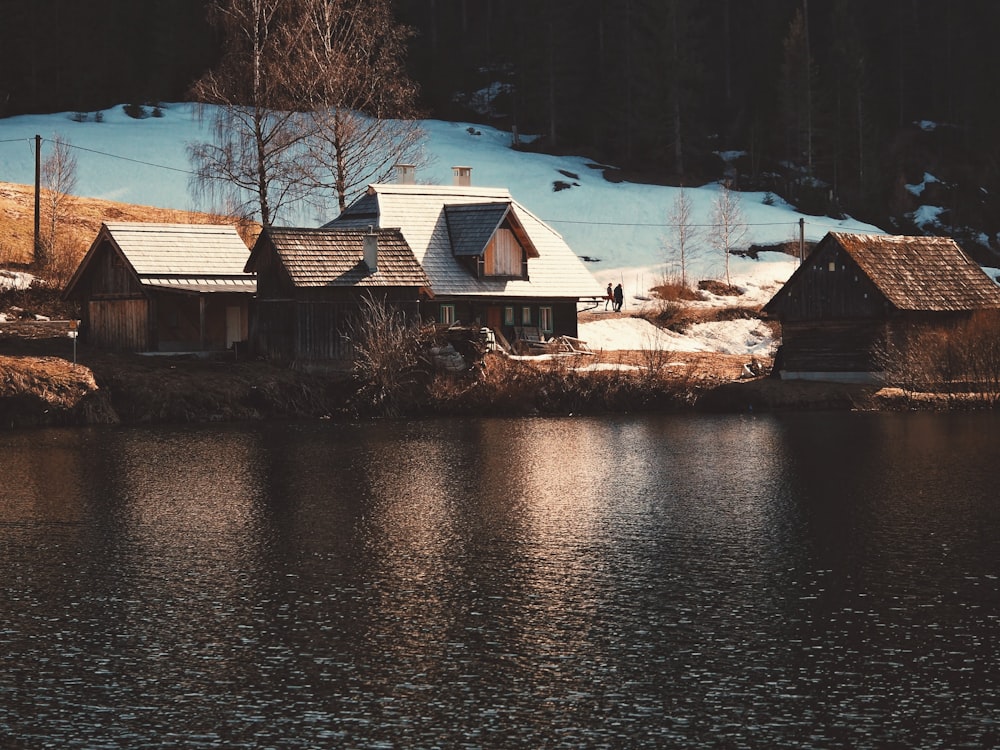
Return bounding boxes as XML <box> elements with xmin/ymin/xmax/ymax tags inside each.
<box><xmin>0</xmin><ymin>181</ymin><xmax>259</xmax><ymax>269</ymax></box>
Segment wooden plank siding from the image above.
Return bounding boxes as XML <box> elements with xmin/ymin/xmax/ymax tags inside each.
<box><xmin>87</xmin><ymin>299</ymin><xmax>149</xmax><ymax>351</ymax></box>
<box><xmin>771</xmin><ymin>250</ymin><xmax>888</xmax><ymax>322</ymax></box>
<box><xmin>251</xmin><ymin>298</ymin><xmax>423</xmax><ymax>361</ymax></box>
<box><xmin>778</xmin><ymin>320</ymin><xmax>886</xmax><ymax>373</ymax></box>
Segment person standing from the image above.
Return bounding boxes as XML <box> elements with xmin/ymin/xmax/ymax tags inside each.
<box><xmin>605</xmin><ymin>283</ymin><xmax>613</xmax><ymax>310</ymax></box>
<box><xmin>613</xmin><ymin>283</ymin><xmax>624</xmax><ymax>312</ymax></box>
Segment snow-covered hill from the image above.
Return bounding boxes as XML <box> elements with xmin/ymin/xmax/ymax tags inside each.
<box><xmin>1</xmin><ymin>103</ymin><xmax>890</xmax><ymax>354</ymax></box>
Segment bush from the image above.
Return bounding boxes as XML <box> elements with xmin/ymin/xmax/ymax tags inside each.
<box><xmin>346</xmin><ymin>295</ymin><xmax>431</xmax><ymax>416</ymax></box>
<box><xmin>122</xmin><ymin>103</ymin><xmax>148</xmax><ymax>119</ymax></box>
<box><xmin>874</xmin><ymin>311</ymin><xmax>1000</xmax><ymax>404</ymax></box>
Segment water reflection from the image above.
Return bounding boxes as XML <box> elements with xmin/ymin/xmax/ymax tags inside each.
<box><xmin>1</xmin><ymin>413</ymin><xmax>998</xmax><ymax>747</ymax></box>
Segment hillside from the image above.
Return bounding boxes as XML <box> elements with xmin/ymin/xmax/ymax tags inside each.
<box><xmin>0</xmin><ymin>182</ymin><xmax>256</xmax><ymax>271</ymax></box>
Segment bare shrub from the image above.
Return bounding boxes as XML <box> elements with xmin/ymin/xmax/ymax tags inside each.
<box><xmin>651</xmin><ymin>278</ymin><xmax>703</xmax><ymax>303</ymax></box>
<box><xmin>39</xmin><ymin>134</ymin><xmax>78</xmax><ymax>276</ymax></box>
<box><xmin>346</xmin><ymin>294</ymin><xmax>428</xmax><ymax>416</ymax></box>
<box><xmin>874</xmin><ymin>312</ymin><xmax>1000</xmax><ymax>404</ymax></box>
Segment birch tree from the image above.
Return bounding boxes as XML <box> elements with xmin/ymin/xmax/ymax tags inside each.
<box><xmin>297</xmin><ymin>0</ymin><xmax>425</xmax><ymax>212</ymax></box>
<box><xmin>188</xmin><ymin>0</ymin><xmax>313</xmax><ymax>225</ymax></box>
<box><xmin>187</xmin><ymin>0</ymin><xmax>423</xmax><ymax>223</ymax></box>
<box><xmin>662</xmin><ymin>188</ymin><xmax>699</xmax><ymax>287</ymax></box>
<box><xmin>709</xmin><ymin>181</ymin><xmax>746</xmax><ymax>288</ymax></box>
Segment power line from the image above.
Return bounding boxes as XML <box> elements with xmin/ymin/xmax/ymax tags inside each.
<box><xmin>6</xmin><ymin>135</ymin><xmax>882</xmax><ymax>233</ymax></box>
<box><xmin>1</xmin><ymin>135</ymin><xmax>198</xmax><ymax>175</ymax></box>
<box><xmin>546</xmin><ymin>217</ymin><xmax>807</xmax><ymax>229</ymax></box>
<box><xmin>62</xmin><ymin>142</ymin><xmax>197</xmax><ymax>175</ymax></box>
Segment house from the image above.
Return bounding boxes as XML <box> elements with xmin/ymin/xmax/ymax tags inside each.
<box><xmin>64</xmin><ymin>222</ymin><xmax>255</xmax><ymax>352</ymax></box>
<box><xmin>324</xmin><ymin>167</ymin><xmax>603</xmax><ymax>346</ymax></box>
<box><xmin>762</xmin><ymin>231</ymin><xmax>1000</xmax><ymax>382</ymax></box>
<box><xmin>244</xmin><ymin>226</ymin><xmax>431</xmax><ymax>360</ymax></box>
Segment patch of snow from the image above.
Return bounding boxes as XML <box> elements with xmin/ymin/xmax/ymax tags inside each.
<box><xmin>715</xmin><ymin>150</ymin><xmax>746</xmax><ymax>162</ymax></box>
<box><xmin>909</xmin><ymin>205</ymin><xmax>945</xmax><ymax>229</ymax></box>
<box><xmin>684</xmin><ymin>318</ymin><xmax>777</xmax><ymax>356</ymax></box>
<box><xmin>917</xmin><ymin>120</ymin><xmax>938</xmax><ymax>131</ymax></box>
<box><xmin>0</xmin><ymin>270</ymin><xmax>34</xmax><ymax>290</ymax></box>
<box><xmin>905</xmin><ymin>172</ymin><xmax>940</xmax><ymax>196</ymax></box>
<box><xmin>572</xmin><ymin>362</ymin><xmax>643</xmax><ymax>372</ymax></box>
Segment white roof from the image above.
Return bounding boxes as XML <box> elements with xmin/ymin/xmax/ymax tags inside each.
<box><xmin>103</xmin><ymin>222</ymin><xmax>253</xmax><ymax>277</ymax></box>
<box><xmin>332</xmin><ymin>184</ymin><xmax>602</xmax><ymax>299</ymax></box>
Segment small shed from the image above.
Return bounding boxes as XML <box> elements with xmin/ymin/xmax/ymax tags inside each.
<box><xmin>245</xmin><ymin>226</ymin><xmax>431</xmax><ymax>360</ymax></box>
<box><xmin>762</xmin><ymin>232</ymin><xmax>1000</xmax><ymax>382</ymax></box>
<box><xmin>64</xmin><ymin>222</ymin><xmax>256</xmax><ymax>352</ymax></box>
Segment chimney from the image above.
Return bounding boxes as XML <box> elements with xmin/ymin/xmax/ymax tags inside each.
<box><xmin>452</xmin><ymin>166</ymin><xmax>472</xmax><ymax>187</ymax></box>
<box><xmin>395</xmin><ymin>163</ymin><xmax>415</xmax><ymax>185</ymax></box>
<box><xmin>363</xmin><ymin>226</ymin><xmax>378</xmax><ymax>273</ymax></box>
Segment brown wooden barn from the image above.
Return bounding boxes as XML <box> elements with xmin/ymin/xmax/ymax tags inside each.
<box><xmin>245</xmin><ymin>226</ymin><xmax>431</xmax><ymax>361</ymax></box>
<box><xmin>64</xmin><ymin>223</ymin><xmax>255</xmax><ymax>352</ymax></box>
<box><xmin>762</xmin><ymin>232</ymin><xmax>1000</xmax><ymax>382</ymax></box>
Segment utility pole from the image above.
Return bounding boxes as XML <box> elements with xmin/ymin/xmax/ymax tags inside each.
<box><xmin>34</xmin><ymin>134</ymin><xmax>41</xmax><ymax>265</ymax></box>
<box><xmin>799</xmin><ymin>217</ymin><xmax>805</xmax><ymax>263</ymax></box>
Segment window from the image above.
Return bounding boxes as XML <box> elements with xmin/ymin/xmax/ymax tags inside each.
<box><xmin>539</xmin><ymin>306</ymin><xmax>553</xmax><ymax>334</ymax></box>
<box><xmin>521</xmin><ymin>306</ymin><xmax>532</xmax><ymax>325</ymax></box>
<box><xmin>504</xmin><ymin>306</ymin><xmax>515</xmax><ymax>325</ymax></box>
<box><xmin>440</xmin><ymin>304</ymin><xmax>456</xmax><ymax>325</ymax></box>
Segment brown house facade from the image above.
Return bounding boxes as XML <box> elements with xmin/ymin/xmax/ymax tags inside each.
<box><xmin>763</xmin><ymin>232</ymin><xmax>1000</xmax><ymax>382</ymax></box>
<box><xmin>245</xmin><ymin>226</ymin><xmax>431</xmax><ymax>361</ymax></box>
<box><xmin>64</xmin><ymin>223</ymin><xmax>256</xmax><ymax>352</ymax></box>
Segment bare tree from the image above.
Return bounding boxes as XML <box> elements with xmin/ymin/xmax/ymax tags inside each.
<box><xmin>188</xmin><ymin>0</ymin><xmax>317</xmax><ymax>225</ymax></box>
<box><xmin>188</xmin><ymin>0</ymin><xmax>425</xmax><ymax>223</ymax></box>
<box><xmin>40</xmin><ymin>134</ymin><xmax>78</xmax><ymax>276</ymax></box>
<box><xmin>662</xmin><ymin>187</ymin><xmax>699</xmax><ymax>287</ymax></box>
<box><xmin>709</xmin><ymin>180</ymin><xmax>747</xmax><ymax>287</ymax></box>
<box><xmin>296</xmin><ymin>0</ymin><xmax>426</xmax><ymax>212</ymax></box>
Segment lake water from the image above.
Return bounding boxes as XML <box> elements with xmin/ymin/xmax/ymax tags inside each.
<box><xmin>1</xmin><ymin>412</ymin><xmax>999</xmax><ymax>748</ymax></box>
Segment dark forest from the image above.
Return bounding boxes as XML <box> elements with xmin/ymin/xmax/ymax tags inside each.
<box><xmin>2</xmin><ymin>0</ymin><xmax>1000</xmax><ymax>248</ymax></box>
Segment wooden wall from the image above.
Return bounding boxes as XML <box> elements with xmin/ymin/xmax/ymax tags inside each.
<box><xmin>87</xmin><ymin>299</ymin><xmax>149</xmax><ymax>351</ymax></box>
<box><xmin>770</xmin><ymin>248</ymin><xmax>888</xmax><ymax>322</ymax></box>
<box><xmin>778</xmin><ymin>320</ymin><xmax>886</xmax><ymax>373</ymax></box>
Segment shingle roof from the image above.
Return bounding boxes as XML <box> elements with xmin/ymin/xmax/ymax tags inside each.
<box><xmin>64</xmin><ymin>222</ymin><xmax>256</xmax><ymax>299</ymax></box>
<box><xmin>326</xmin><ymin>184</ymin><xmax>602</xmax><ymax>299</ymax></box>
<box><xmin>103</xmin><ymin>222</ymin><xmax>253</xmax><ymax>277</ymax></box>
<box><xmin>258</xmin><ymin>227</ymin><xmax>430</xmax><ymax>288</ymax></box>
<box><xmin>831</xmin><ymin>232</ymin><xmax>1000</xmax><ymax>311</ymax></box>
<box><xmin>445</xmin><ymin>203</ymin><xmax>510</xmax><ymax>256</ymax></box>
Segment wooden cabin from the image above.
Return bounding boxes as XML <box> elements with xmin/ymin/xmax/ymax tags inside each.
<box><xmin>245</xmin><ymin>226</ymin><xmax>431</xmax><ymax>361</ymax></box>
<box><xmin>325</xmin><ymin>169</ymin><xmax>603</xmax><ymax>344</ymax></box>
<box><xmin>64</xmin><ymin>223</ymin><xmax>255</xmax><ymax>352</ymax></box>
<box><xmin>762</xmin><ymin>232</ymin><xmax>1000</xmax><ymax>382</ymax></box>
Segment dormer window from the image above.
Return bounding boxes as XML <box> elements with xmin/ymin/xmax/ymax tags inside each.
<box><xmin>445</xmin><ymin>202</ymin><xmax>539</xmax><ymax>281</ymax></box>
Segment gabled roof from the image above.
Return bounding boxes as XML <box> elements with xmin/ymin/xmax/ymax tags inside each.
<box><xmin>325</xmin><ymin>183</ymin><xmax>602</xmax><ymax>299</ymax></box>
<box><xmin>64</xmin><ymin>222</ymin><xmax>255</xmax><ymax>298</ymax></box>
<box><xmin>831</xmin><ymin>233</ymin><xmax>1000</xmax><ymax>311</ymax></box>
<box><xmin>444</xmin><ymin>203</ymin><xmax>539</xmax><ymax>258</ymax></box>
<box><xmin>249</xmin><ymin>227</ymin><xmax>430</xmax><ymax>288</ymax></box>
<box><xmin>765</xmin><ymin>232</ymin><xmax>1000</xmax><ymax>314</ymax></box>
<box><xmin>101</xmin><ymin>222</ymin><xmax>252</xmax><ymax>276</ymax></box>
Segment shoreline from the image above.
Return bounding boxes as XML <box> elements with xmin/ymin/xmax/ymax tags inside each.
<box><xmin>0</xmin><ymin>347</ymin><xmax>975</xmax><ymax>432</ymax></box>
